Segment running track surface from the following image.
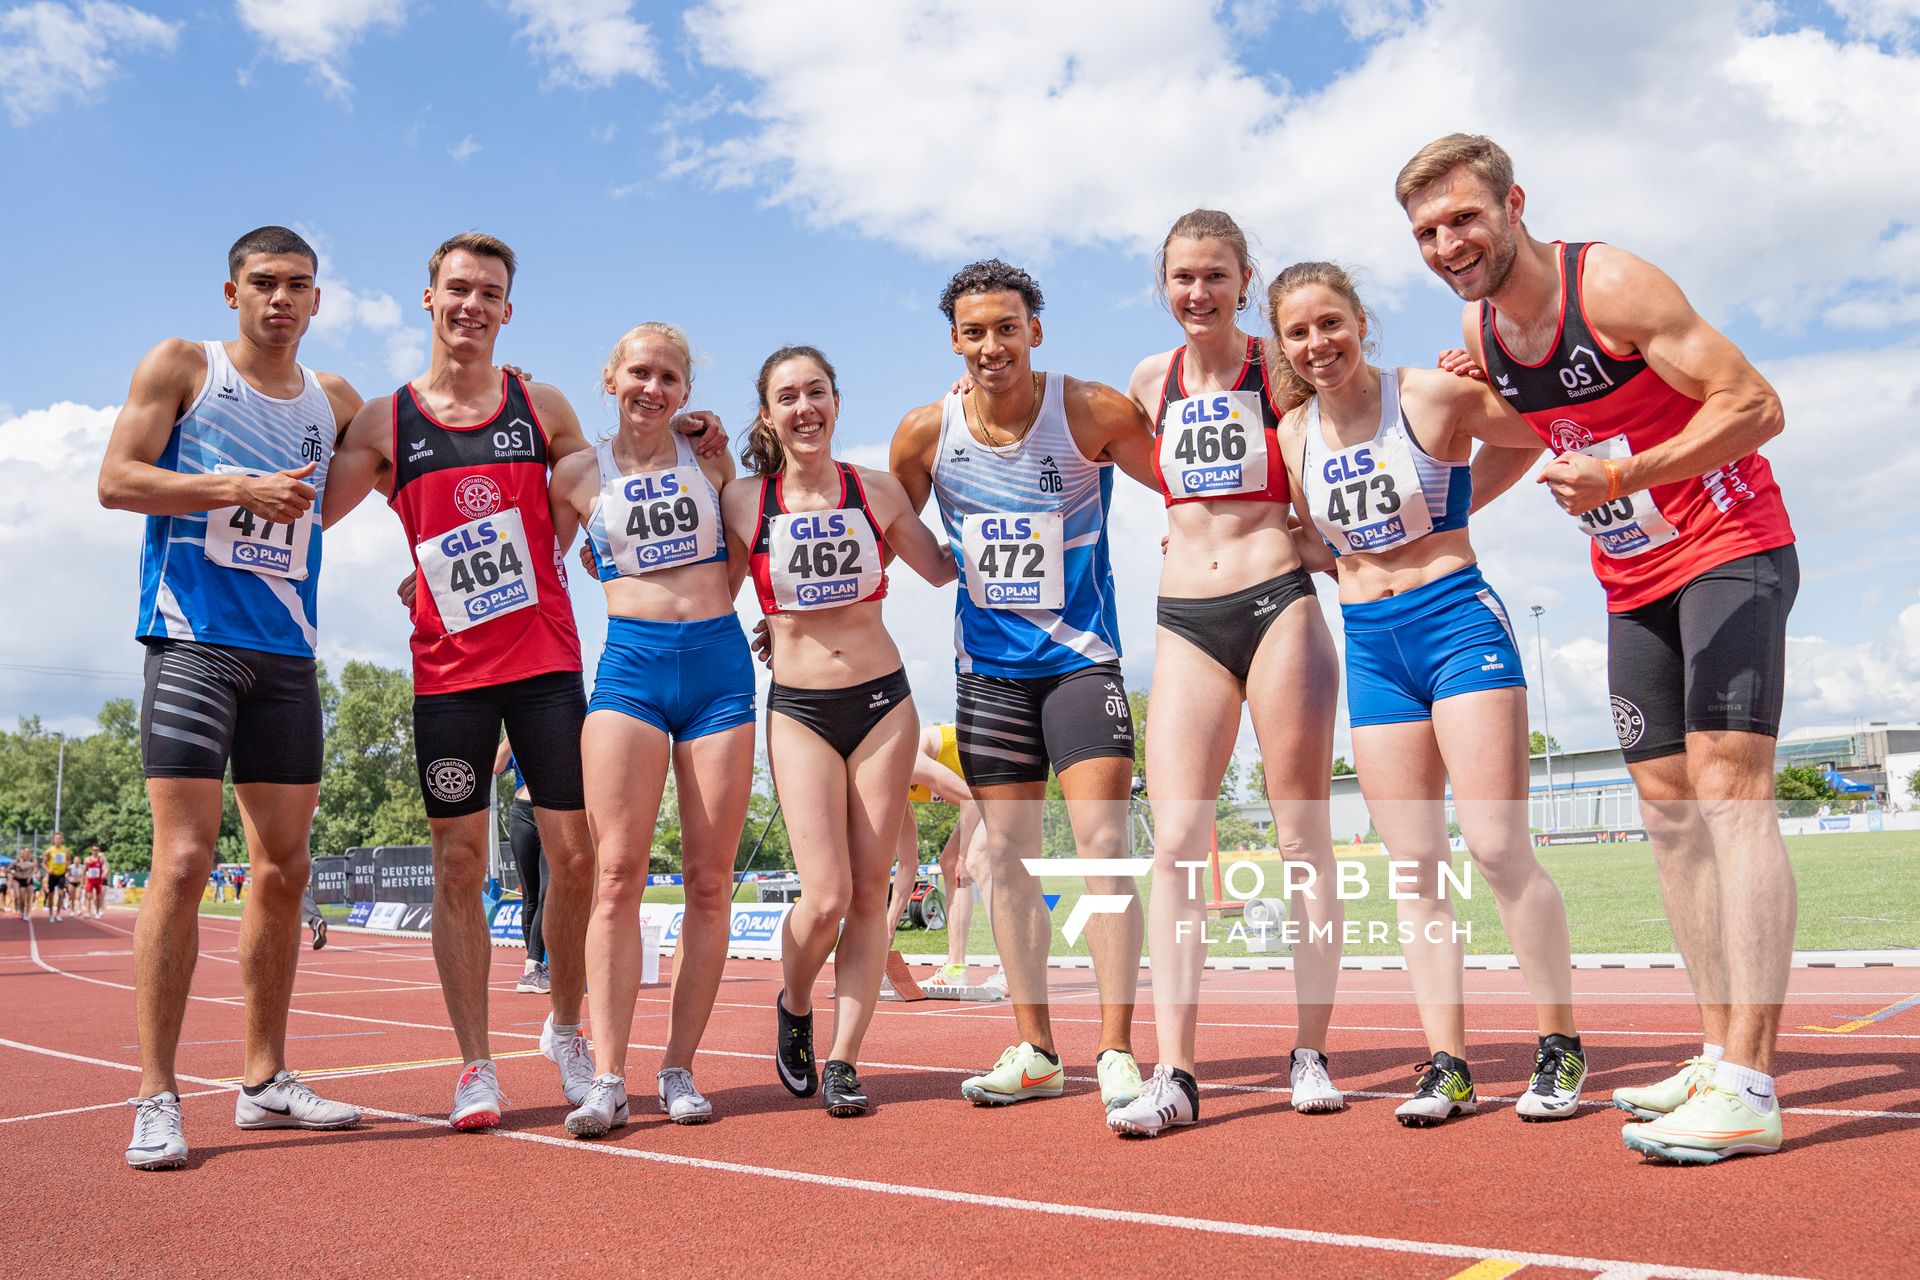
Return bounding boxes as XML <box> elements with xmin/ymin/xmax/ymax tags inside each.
<box><xmin>2</xmin><ymin>912</ymin><xmax>1916</xmax><ymax>1280</ymax></box>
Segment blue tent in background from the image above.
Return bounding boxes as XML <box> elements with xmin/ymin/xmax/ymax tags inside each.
<box><xmin>1823</xmin><ymin>767</ymin><xmax>1874</xmax><ymax>795</ymax></box>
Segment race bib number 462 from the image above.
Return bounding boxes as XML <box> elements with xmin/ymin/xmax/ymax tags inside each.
<box><xmin>1159</xmin><ymin>390</ymin><xmax>1268</xmax><ymax>498</ymax></box>
<box><xmin>960</xmin><ymin>512</ymin><xmax>1064</xmax><ymax>610</ymax></box>
<box><xmin>767</xmin><ymin>510</ymin><xmax>884</xmax><ymax>611</ymax></box>
<box><xmin>415</xmin><ymin>508</ymin><xmax>538</xmax><ymax>634</ymax></box>
<box><xmin>203</xmin><ymin>467</ymin><xmax>313</xmax><ymax>580</ymax></box>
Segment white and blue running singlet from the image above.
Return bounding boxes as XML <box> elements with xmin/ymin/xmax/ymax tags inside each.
<box><xmin>135</xmin><ymin>341</ymin><xmax>333</xmax><ymax>657</ymax></box>
<box><xmin>931</xmin><ymin>372</ymin><xmax>1120</xmax><ymax>678</ymax></box>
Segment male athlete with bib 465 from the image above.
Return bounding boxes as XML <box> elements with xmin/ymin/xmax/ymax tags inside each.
<box><xmin>99</xmin><ymin>227</ymin><xmax>366</xmax><ymax>1169</ymax></box>
<box><xmin>1398</xmin><ymin>135</ymin><xmax>1798</xmax><ymax>1164</ymax></box>
<box><xmin>892</xmin><ymin>261</ymin><xmax>1159</xmax><ymax>1122</ymax></box>
<box><xmin>327</xmin><ymin>233</ymin><xmax>603</xmax><ymax>1130</ymax></box>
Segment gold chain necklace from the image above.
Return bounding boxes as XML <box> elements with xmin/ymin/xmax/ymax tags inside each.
<box><xmin>967</xmin><ymin>371</ymin><xmax>1044</xmax><ymax>446</ymax></box>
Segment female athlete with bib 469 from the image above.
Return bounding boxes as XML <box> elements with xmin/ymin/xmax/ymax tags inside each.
<box><xmin>720</xmin><ymin>345</ymin><xmax>955</xmax><ymax>1117</ymax></box>
<box><xmin>547</xmin><ymin>322</ymin><xmax>754</xmax><ymax>1137</ymax></box>
<box><xmin>1106</xmin><ymin>211</ymin><xmax>1346</xmax><ymax>1139</ymax></box>
<box><xmin>1269</xmin><ymin>262</ymin><xmax>1585</xmax><ymax>1128</ymax></box>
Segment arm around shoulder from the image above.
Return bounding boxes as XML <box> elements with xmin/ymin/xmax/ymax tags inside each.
<box><xmin>866</xmin><ymin>467</ymin><xmax>954</xmax><ymax>587</ymax></box>
<box><xmin>528</xmin><ymin>382</ymin><xmax>590</xmax><ymax>459</ymax></box>
<box><xmin>889</xmin><ymin>402</ymin><xmax>944</xmax><ymax>513</ymax></box>
<box><xmin>1067</xmin><ymin>377</ymin><xmax>1157</xmax><ymax>488</ymax></box>
<box><xmin>321</xmin><ymin>394</ymin><xmax>394</xmax><ymax>527</ymax></box>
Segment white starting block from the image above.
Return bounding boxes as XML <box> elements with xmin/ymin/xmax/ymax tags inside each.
<box><xmin>919</xmin><ymin>980</ymin><xmax>1007</xmax><ymax>1002</ymax></box>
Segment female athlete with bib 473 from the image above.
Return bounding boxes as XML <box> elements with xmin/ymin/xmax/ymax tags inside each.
<box><xmin>721</xmin><ymin>346</ymin><xmax>955</xmax><ymax>1117</ymax></box>
<box><xmin>1270</xmin><ymin>262</ymin><xmax>1585</xmax><ymax>1128</ymax></box>
<box><xmin>547</xmin><ymin>322</ymin><xmax>755</xmax><ymax>1137</ymax></box>
<box><xmin>1105</xmin><ymin>211</ymin><xmax>1346</xmax><ymax>1138</ymax></box>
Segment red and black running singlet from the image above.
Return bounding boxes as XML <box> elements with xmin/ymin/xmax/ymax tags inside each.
<box><xmin>1478</xmin><ymin>242</ymin><xmax>1793</xmax><ymax>613</ymax></box>
<box><xmin>1150</xmin><ymin>335</ymin><xmax>1289</xmax><ymax>506</ymax></box>
<box><xmin>748</xmin><ymin>463</ymin><xmax>888</xmax><ymax>614</ymax></box>
<box><xmin>388</xmin><ymin>373</ymin><xmax>582</xmax><ymax>694</ymax></box>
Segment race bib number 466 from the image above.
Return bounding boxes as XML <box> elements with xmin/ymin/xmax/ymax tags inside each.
<box><xmin>415</xmin><ymin>508</ymin><xmax>538</xmax><ymax>634</ymax></box>
<box><xmin>960</xmin><ymin>512</ymin><xmax>1064</xmax><ymax>610</ymax></box>
<box><xmin>1159</xmin><ymin>390</ymin><xmax>1268</xmax><ymax>498</ymax></box>
<box><xmin>203</xmin><ymin>467</ymin><xmax>313</xmax><ymax>580</ymax></box>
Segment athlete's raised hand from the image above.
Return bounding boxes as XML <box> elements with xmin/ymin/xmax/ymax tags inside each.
<box><xmin>1435</xmin><ymin>348</ymin><xmax>1486</xmax><ymax>381</ymax></box>
<box><xmin>238</xmin><ymin>463</ymin><xmax>318</xmax><ymax>522</ymax></box>
<box><xmin>1537</xmin><ymin>450</ymin><xmax>1609</xmax><ymax>516</ymax></box>
<box><xmin>947</xmin><ymin>372</ymin><xmax>976</xmax><ymax>397</ymax></box>
<box><xmin>674</xmin><ymin>410</ymin><xmax>729</xmax><ymax>458</ymax></box>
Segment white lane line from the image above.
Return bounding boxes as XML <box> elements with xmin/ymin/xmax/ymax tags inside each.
<box><xmin>0</xmin><ymin>1088</ymin><xmax>232</xmax><ymax>1125</ymax></box>
<box><xmin>0</xmin><ymin>1033</ymin><xmax>1818</xmax><ymax>1280</ymax></box>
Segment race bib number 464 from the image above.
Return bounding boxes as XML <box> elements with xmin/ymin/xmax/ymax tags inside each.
<box><xmin>203</xmin><ymin>467</ymin><xmax>313</xmax><ymax>580</ymax></box>
<box><xmin>415</xmin><ymin>508</ymin><xmax>538</xmax><ymax>634</ymax></box>
<box><xmin>960</xmin><ymin>512</ymin><xmax>1064</xmax><ymax>610</ymax></box>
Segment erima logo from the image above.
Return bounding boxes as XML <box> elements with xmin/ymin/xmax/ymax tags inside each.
<box><xmin>217</xmin><ymin>382</ymin><xmax>240</xmax><ymax>401</ymax></box>
<box><xmin>411</xmin><ymin>438</ymin><xmax>427</xmax><ymax>450</ymax></box>
<box><xmin>869</xmin><ymin>690</ymin><xmax>889</xmax><ymax>706</ymax></box>
<box><xmin>950</xmin><ymin>447</ymin><xmax>969</xmax><ymax>462</ymax></box>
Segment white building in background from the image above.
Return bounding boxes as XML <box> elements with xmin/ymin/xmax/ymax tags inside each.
<box><xmin>1231</xmin><ymin>722</ymin><xmax>1920</xmax><ymax>842</ymax></box>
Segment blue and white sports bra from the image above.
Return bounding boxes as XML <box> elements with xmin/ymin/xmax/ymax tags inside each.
<box><xmin>584</xmin><ymin>432</ymin><xmax>725</xmax><ymax>581</ymax></box>
<box><xmin>1302</xmin><ymin>369</ymin><xmax>1471</xmax><ymax>557</ymax></box>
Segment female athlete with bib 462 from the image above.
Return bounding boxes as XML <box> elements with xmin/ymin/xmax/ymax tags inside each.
<box><xmin>547</xmin><ymin>322</ymin><xmax>754</xmax><ymax>1138</ymax></box>
<box><xmin>1106</xmin><ymin>211</ymin><xmax>1346</xmax><ymax>1138</ymax></box>
<box><xmin>1269</xmin><ymin>262</ymin><xmax>1585</xmax><ymax>1128</ymax></box>
<box><xmin>720</xmin><ymin>345</ymin><xmax>955</xmax><ymax>1117</ymax></box>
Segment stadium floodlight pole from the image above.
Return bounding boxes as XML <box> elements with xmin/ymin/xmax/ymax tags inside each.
<box><xmin>1530</xmin><ymin>606</ymin><xmax>1557</xmax><ymax>833</ymax></box>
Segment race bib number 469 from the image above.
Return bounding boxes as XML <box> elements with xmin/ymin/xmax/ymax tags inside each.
<box><xmin>601</xmin><ymin>465</ymin><xmax>717</xmax><ymax>574</ymax></box>
<box><xmin>960</xmin><ymin>512</ymin><xmax>1064</xmax><ymax>610</ymax></box>
<box><xmin>203</xmin><ymin>467</ymin><xmax>313</xmax><ymax>580</ymax></box>
<box><xmin>415</xmin><ymin>508</ymin><xmax>538</xmax><ymax>634</ymax></box>
<box><xmin>1159</xmin><ymin>390</ymin><xmax>1268</xmax><ymax>498</ymax></box>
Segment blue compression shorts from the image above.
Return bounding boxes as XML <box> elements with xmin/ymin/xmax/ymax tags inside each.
<box><xmin>1342</xmin><ymin>564</ymin><xmax>1526</xmax><ymax>727</ymax></box>
<box><xmin>587</xmin><ymin>614</ymin><xmax>756</xmax><ymax>740</ymax></box>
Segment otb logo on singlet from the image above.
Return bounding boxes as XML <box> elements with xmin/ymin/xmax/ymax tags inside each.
<box><xmin>453</xmin><ymin>475</ymin><xmax>503</xmax><ymax>520</ymax></box>
<box><xmin>300</xmin><ymin>425</ymin><xmax>325</xmax><ymax>464</ymax></box>
<box><xmin>1037</xmin><ymin>455</ymin><xmax>1063</xmax><ymax>494</ymax></box>
<box><xmin>1557</xmin><ymin>346</ymin><xmax>1615</xmax><ymax>399</ymax></box>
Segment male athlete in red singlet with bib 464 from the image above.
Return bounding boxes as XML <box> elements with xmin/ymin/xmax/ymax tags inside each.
<box><xmin>1398</xmin><ymin>135</ymin><xmax>1797</xmax><ymax>1166</ymax></box>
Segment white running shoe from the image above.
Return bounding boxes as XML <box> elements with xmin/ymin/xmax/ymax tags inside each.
<box><xmin>982</xmin><ymin>968</ymin><xmax>1009</xmax><ymax>994</ymax></box>
<box><xmin>235</xmin><ymin>1070</ymin><xmax>361</xmax><ymax>1130</ymax></box>
<box><xmin>657</xmin><ymin>1067</ymin><xmax>714</xmax><ymax>1124</ymax></box>
<box><xmin>1106</xmin><ymin>1064</ymin><xmax>1197</xmax><ymax>1137</ymax></box>
<box><xmin>1288</xmin><ymin>1048</ymin><xmax>1347</xmax><ymax>1114</ymax></box>
<box><xmin>566</xmin><ymin>1074</ymin><xmax>630</xmax><ymax>1139</ymax></box>
<box><xmin>450</xmin><ymin>1060</ymin><xmax>506</xmax><ymax>1131</ymax></box>
<box><xmin>126</xmin><ymin>1092</ymin><xmax>187</xmax><ymax>1170</ymax></box>
<box><xmin>540</xmin><ymin>1013</ymin><xmax>595</xmax><ymax>1106</ymax></box>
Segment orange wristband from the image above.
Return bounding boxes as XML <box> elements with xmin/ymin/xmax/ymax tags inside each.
<box><xmin>1603</xmin><ymin>459</ymin><xmax>1622</xmax><ymax>502</ymax></box>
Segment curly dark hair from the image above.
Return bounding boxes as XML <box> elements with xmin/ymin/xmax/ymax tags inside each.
<box><xmin>938</xmin><ymin>258</ymin><xmax>1044</xmax><ymax>324</ymax></box>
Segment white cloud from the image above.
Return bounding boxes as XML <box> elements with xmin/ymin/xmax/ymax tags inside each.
<box><xmin>504</xmin><ymin>0</ymin><xmax>659</xmax><ymax>88</ymax></box>
<box><xmin>449</xmin><ymin>134</ymin><xmax>481</xmax><ymax>161</ymax></box>
<box><xmin>675</xmin><ymin>0</ymin><xmax>1920</xmax><ymax>330</ymax></box>
<box><xmin>234</xmin><ymin>0</ymin><xmax>403</xmax><ymax>96</ymax></box>
<box><xmin>302</xmin><ymin>273</ymin><xmax>428</xmax><ymax>388</ymax></box>
<box><xmin>1785</xmin><ymin>602</ymin><xmax>1920</xmax><ymax>728</ymax></box>
<box><xmin>0</xmin><ymin>1</ymin><xmax>178</xmax><ymax>125</ymax></box>
<box><xmin>1827</xmin><ymin>0</ymin><xmax>1920</xmax><ymax>45</ymax></box>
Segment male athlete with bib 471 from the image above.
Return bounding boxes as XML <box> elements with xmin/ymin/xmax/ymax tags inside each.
<box><xmin>326</xmin><ymin>233</ymin><xmax>603</xmax><ymax>1130</ymax></box>
<box><xmin>1398</xmin><ymin>135</ymin><xmax>1798</xmax><ymax>1164</ymax></box>
<box><xmin>891</xmin><ymin>260</ymin><xmax>1160</xmax><ymax>1123</ymax></box>
<box><xmin>99</xmin><ymin>226</ymin><xmax>366</xmax><ymax>1170</ymax></box>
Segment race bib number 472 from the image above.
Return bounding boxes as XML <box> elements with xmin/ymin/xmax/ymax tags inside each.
<box><xmin>960</xmin><ymin>512</ymin><xmax>1064</xmax><ymax>610</ymax></box>
<box><xmin>415</xmin><ymin>508</ymin><xmax>538</xmax><ymax>634</ymax></box>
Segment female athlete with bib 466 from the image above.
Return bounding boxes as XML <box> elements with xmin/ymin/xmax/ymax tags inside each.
<box><xmin>547</xmin><ymin>322</ymin><xmax>754</xmax><ymax>1137</ymax></box>
<box><xmin>1270</xmin><ymin>262</ymin><xmax>1585</xmax><ymax>1128</ymax></box>
<box><xmin>1106</xmin><ymin>211</ymin><xmax>1346</xmax><ymax>1139</ymax></box>
<box><xmin>720</xmin><ymin>346</ymin><xmax>955</xmax><ymax>1117</ymax></box>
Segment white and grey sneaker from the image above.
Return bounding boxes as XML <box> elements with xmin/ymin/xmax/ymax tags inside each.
<box><xmin>235</xmin><ymin>1070</ymin><xmax>360</xmax><ymax>1130</ymax></box>
<box><xmin>566</xmin><ymin>1074</ymin><xmax>630</xmax><ymax>1139</ymax></box>
<box><xmin>657</xmin><ymin>1067</ymin><xmax>713</xmax><ymax>1124</ymax></box>
<box><xmin>125</xmin><ymin>1092</ymin><xmax>187</xmax><ymax>1170</ymax></box>
<box><xmin>1288</xmin><ymin>1048</ymin><xmax>1347</xmax><ymax>1114</ymax></box>
<box><xmin>1515</xmin><ymin>1034</ymin><xmax>1587</xmax><ymax>1122</ymax></box>
<box><xmin>450</xmin><ymin>1060</ymin><xmax>506</xmax><ymax>1131</ymax></box>
<box><xmin>1105</xmin><ymin>1063</ymin><xmax>1197</xmax><ymax>1138</ymax></box>
<box><xmin>540</xmin><ymin>1013</ymin><xmax>595</xmax><ymax>1106</ymax></box>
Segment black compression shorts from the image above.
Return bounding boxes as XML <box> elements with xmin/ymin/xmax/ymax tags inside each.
<box><xmin>955</xmin><ymin>661</ymin><xmax>1135</xmax><ymax>787</ymax></box>
<box><xmin>412</xmin><ymin>670</ymin><xmax>586</xmax><ymax>819</ymax></box>
<box><xmin>1607</xmin><ymin>544</ymin><xmax>1798</xmax><ymax>764</ymax></box>
<box><xmin>140</xmin><ymin>639</ymin><xmax>323</xmax><ymax>785</ymax></box>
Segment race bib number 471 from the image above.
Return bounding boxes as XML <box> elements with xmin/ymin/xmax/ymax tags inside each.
<box><xmin>960</xmin><ymin>512</ymin><xmax>1064</xmax><ymax>610</ymax></box>
<box><xmin>415</xmin><ymin>508</ymin><xmax>538</xmax><ymax>634</ymax></box>
<box><xmin>203</xmin><ymin>467</ymin><xmax>313</xmax><ymax>580</ymax></box>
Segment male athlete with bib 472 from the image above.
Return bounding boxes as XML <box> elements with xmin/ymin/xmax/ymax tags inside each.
<box><xmin>1398</xmin><ymin>135</ymin><xmax>1798</xmax><ymax>1164</ymax></box>
<box><xmin>891</xmin><ymin>260</ymin><xmax>1159</xmax><ymax>1123</ymax></box>
<box><xmin>326</xmin><ymin>233</ymin><xmax>605</xmax><ymax>1130</ymax></box>
<box><xmin>99</xmin><ymin>226</ymin><xmax>366</xmax><ymax>1170</ymax></box>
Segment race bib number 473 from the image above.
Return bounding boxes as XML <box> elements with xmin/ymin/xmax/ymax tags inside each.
<box><xmin>960</xmin><ymin>512</ymin><xmax>1064</xmax><ymax>610</ymax></box>
<box><xmin>203</xmin><ymin>467</ymin><xmax>313</xmax><ymax>580</ymax></box>
<box><xmin>415</xmin><ymin>508</ymin><xmax>538</xmax><ymax>634</ymax></box>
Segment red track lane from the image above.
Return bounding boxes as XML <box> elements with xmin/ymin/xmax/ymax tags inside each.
<box><xmin>2</xmin><ymin>910</ymin><xmax>1916</xmax><ymax>1279</ymax></box>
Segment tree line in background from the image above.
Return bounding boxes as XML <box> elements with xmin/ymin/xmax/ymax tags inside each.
<box><xmin>22</xmin><ymin>671</ymin><xmax>1847</xmax><ymax>874</ymax></box>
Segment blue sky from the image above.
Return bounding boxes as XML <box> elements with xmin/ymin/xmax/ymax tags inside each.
<box><xmin>4</xmin><ymin>0</ymin><xmax>1919</xmax><ymax>764</ymax></box>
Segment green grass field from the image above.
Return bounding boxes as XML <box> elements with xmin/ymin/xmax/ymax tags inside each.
<box><xmin>204</xmin><ymin>830</ymin><xmax>1919</xmax><ymax>957</ymax></box>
